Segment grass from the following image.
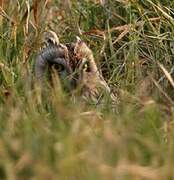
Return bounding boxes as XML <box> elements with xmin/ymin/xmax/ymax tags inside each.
<box><xmin>1</xmin><ymin>0</ymin><xmax>174</xmax><ymax>179</ymax></box>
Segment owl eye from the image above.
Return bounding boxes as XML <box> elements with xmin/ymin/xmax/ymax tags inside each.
<box><xmin>52</xmin><ymin>64</ymin><xmax>64</xmax><ymax>72</ymax></box>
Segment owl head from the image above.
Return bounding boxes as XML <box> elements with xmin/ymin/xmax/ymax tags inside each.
<box><xmin>35</xmin><ymin>32</ymin><xmax>114</xmax><ymax>104</ymax></box>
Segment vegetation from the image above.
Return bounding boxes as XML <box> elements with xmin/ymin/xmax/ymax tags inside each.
<box><xmin>1</xmin><ymin>0</ymin><xmax>174</xmax><ymax>179</ymax></box>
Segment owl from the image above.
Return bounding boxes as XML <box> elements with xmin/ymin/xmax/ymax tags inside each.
<box><xmin>35</xmin><ymin>31</ymin><xmax>117</xmax><ymax>106</ymax></box>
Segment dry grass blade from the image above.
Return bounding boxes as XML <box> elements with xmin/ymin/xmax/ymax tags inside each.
<box><xmin>113</xmin><ymin>27</ymin><xmax>129</xmax><ymax>45</ymax></box>
<box><xmin>25</xmin><ymin>0</ymin><xmax>30</xmax><ymax>35</ymax></box>
<box><xmin>0</xmin><ymin>0</ymin><xmax>3</xmax><ymax>25</ymax></box>
<box><xmin>0</xmin><ymin>6</ymin><xmax>15</xmax><ymax>24</ymax></box>
<box><xmin>158</xmin><ymin>66</ymin><xmax>174</xmax><ymax>84</ymax></box>
<box><xmin>99</xmin><ymin>162</ymin><xmax>160</xmax><ymax>179</ymax></box>
<box><xmin>0</xmin><ymin>0</ymin><xmax>3</xmax><ymax>7</ymax></box>
<box><xmin>157</xmin><ymin>62</ymin><xmax>174</xmax><ymax>89</ymax></box>
<box><xmin>83</xmin><ymin>29</ymin><xmax>105</xmax><ymax>39</ymax></box>
<box><xmin>109</xmin><ymin>17</ymin><xmax>160</xmax><ymax>33</ymax></box>
<box><xmin>115</xmin><ymin>163</ymin><xmax>160</xmax><ymax>179</ymax></box>
<box><xmin>148</xmin><ymin>72</ymin><xmax>174</xmax><ymax>105</ymax></box>
<box><xmin>146</xmin><ymin>0</ymin><xmax>174</xmax><ymax>25</ymax></box>
<box><xmin>33</xmin><ymin>0</ymin><xmax>39</xmax><ymax>28</ymax></box>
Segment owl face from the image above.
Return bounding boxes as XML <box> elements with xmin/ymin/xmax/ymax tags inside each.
<box><xmin>35</xmin><ymin>33</ymin><xmax>109</xmax><ymax>102</ymax></box>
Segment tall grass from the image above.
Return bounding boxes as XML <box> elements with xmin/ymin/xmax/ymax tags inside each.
<box><xmin>1</xmin><ymin>0</ymin><xmax>174</xmax><ymax>179</ymax></box>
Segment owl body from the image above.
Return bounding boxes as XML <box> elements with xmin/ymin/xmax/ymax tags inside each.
<box><xmin>35</xmin><ymin>32</ymin><xmax>117</xmax><ymax>107</ymax></box>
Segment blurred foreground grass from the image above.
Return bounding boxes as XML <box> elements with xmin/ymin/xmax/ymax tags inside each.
<box><xmin>1</xmin><ymin>0</ymin><xmax>174</xmax><ymax>179</ymax></box>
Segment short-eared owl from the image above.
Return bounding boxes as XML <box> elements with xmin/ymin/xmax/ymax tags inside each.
<box><xmin>35</xmin><ymin>31</ymin><xmax>117</xmax><ymax>106</ymax></box>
